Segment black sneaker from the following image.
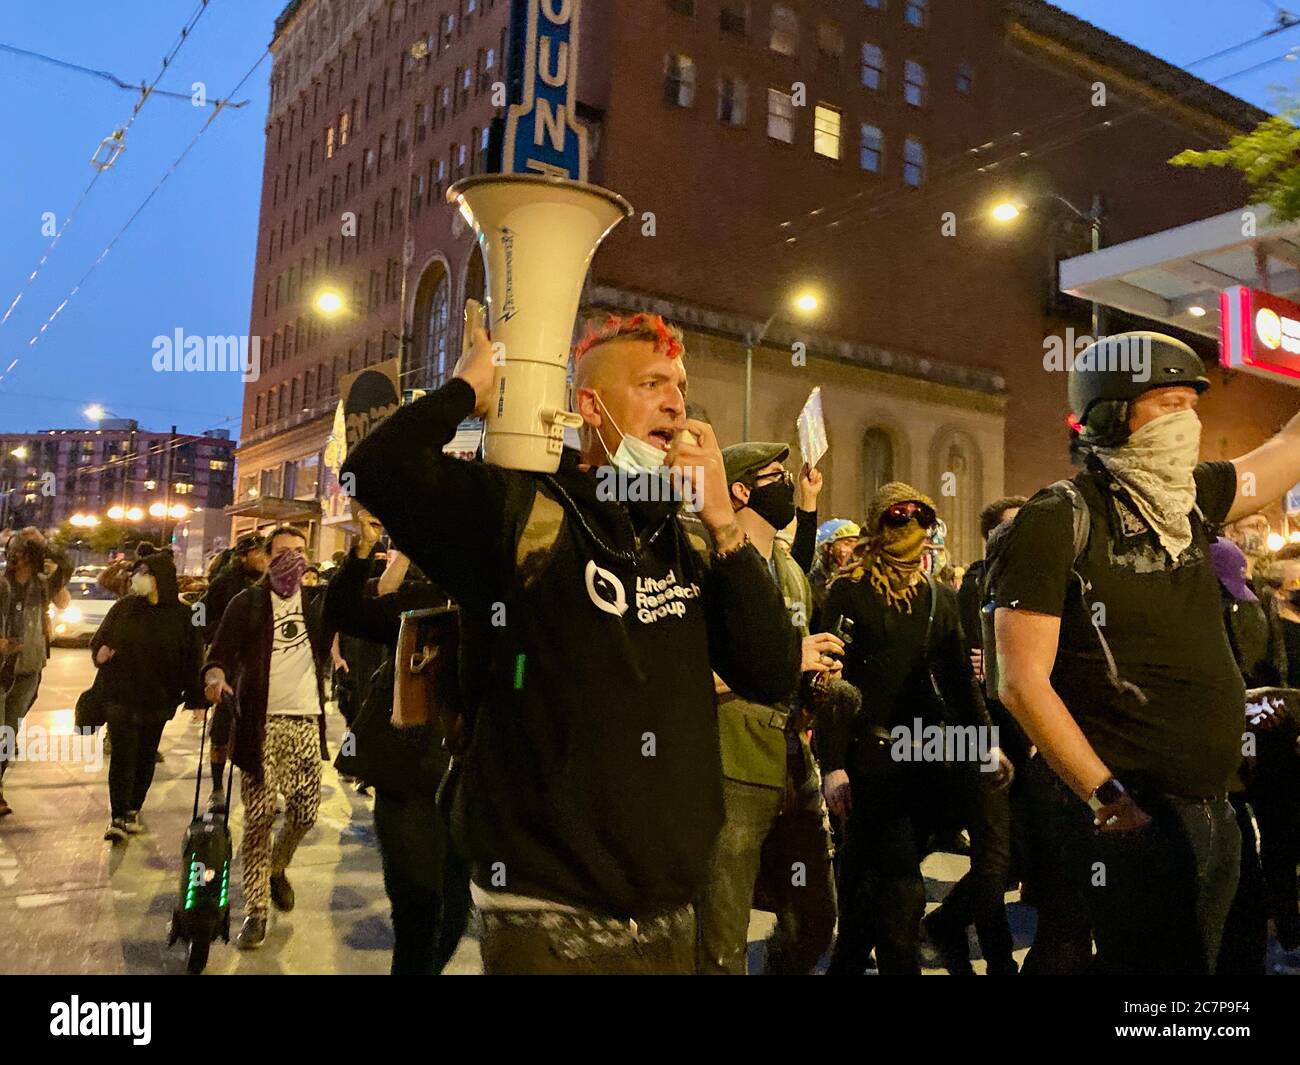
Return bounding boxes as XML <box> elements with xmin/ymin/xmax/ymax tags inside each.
<box><xmin>270</xmin><ymin>872</ymin><xmax>295</xmax><ymax>912</ymax></box>
<box><xmin>104</xmin><ymin>819</ymin><xmax>129</xmax><ymax>843</ymax></box>
<box><xmin>236</xmin><ymin>915</ymin><xmax>268</xmax><ymax>951</ymax></box>
<box><xmin>922</xmin><ymin>910</ymin><xmax>974</xmax><ymax>976</ymax></box>
<box><xmin>122</xmin><ymin>811</ymin><xmax>145</xmax><ymax>835</ymax></box>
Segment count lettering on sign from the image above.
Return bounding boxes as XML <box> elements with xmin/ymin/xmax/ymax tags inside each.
<box><xmin>503</xmin><ymin>0</ymin><xmax>588</xmax><ymax>181</ymax></box>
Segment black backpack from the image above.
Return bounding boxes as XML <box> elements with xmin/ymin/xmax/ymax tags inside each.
<box><xmin>980</xmin><ymin>479</ymin><xmax>1147</xmax><ymax>708</ymax></box>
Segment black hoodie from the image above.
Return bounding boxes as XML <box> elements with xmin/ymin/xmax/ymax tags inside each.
<box><xmin>90</xmin><ymin>550</ymin><xmax>205</xmax><ymax>721</ymax></box>
<box><xmin>343</xmin><ymin>378</ymin><xmax>800</xmax><ymax>918</ymax></box>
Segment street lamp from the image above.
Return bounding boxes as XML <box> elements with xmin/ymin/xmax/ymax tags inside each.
<box><xmin>126</xmin><ymin>506</ymin><xmax>144</xmax><ymax>522</ymax></box>
<box><xmin>10</xmin><ymin>447</ymin><xmax>28</xmax><ymax>461</ymax></box>
<box><xmin>991</xmin><ymin>191</ymin><xmax>1105</xmax><ymax>336</ymax></box>
<box><xmin>83</xmin><ymin>404</ymin><xmax>108</xmax><ymax>423</ymax></box>
<box><xmin>315</xmin><ymin>288</ymin><xmax>345</xmax><ymax>316</ymax></box>
<box><xmin>107</xmin><ymin>505</ymin><xmax>125</xmax><ymax>521</ymax></box>
<box><xmin>743</xmin><ymin>289</ymin><xmax>823</xmax><ymax>438</ymax></box>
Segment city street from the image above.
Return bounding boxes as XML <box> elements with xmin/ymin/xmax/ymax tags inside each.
<box><xmin>0</xmin><ymin>649</ymin><xmax>1159</xmax><ymax>977</ymax></box>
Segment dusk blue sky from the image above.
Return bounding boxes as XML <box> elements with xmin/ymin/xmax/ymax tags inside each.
<box><xmin>2</xmin><ymin>0</ymin><xmax>1299</xmax><ymax>438</ymax></box>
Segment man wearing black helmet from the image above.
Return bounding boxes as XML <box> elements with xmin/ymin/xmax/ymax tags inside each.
<box><xmin>991</xmin><ymin>330</ymin><xmax>1300</xmax><ymax>974</ymax></box>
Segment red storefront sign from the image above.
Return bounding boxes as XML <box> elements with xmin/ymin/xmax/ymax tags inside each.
<box><xmin>1220</xmin><ymin>285</ymin><xmax>1300</xmax><ymax>384</ymax></box>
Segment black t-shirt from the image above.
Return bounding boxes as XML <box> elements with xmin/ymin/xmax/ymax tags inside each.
<box><xmin>989</xmin><ymin>460</ymin><xmax>1243</xmax><ymax>798</ymax></box>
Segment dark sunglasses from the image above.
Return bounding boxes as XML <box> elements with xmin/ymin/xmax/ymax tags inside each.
<box><xmin>751</xmin><ymin>469</ymin><xmax>793</xmax><ymax>489</ymax></box>
<box><xmin>881</xmin><ymin>502</ymin><xmax>937</xmax><ymax>530</ymax></box>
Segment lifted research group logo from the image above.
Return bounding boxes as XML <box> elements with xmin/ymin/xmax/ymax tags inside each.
<box><xmin>585</xmin><ymin>560</ymin><xmax>627</xmax><ymax>617</ymax></box>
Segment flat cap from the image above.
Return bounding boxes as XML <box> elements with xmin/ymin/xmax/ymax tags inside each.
<box><xmin>722</xmin><ymin>441</ymin><xmax>790</xmax><ymax>487</ymax></box>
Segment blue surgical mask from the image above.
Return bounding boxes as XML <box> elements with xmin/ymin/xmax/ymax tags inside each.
<box><xmin>593</xmin><ymin>392</ymin><xmax>666</xmax><ymax>475</ymax></box>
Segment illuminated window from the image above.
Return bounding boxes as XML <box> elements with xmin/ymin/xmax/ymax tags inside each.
<box><xmin>957</xmin><ymin>61</ymin><xmax>975</xmax><ymax>94</ymax></box>
<box><xmin>209</xmin><ymin>459</ymin><xmax>231</xmax><ymax>471</ymax></box>
<box><xmin>174</xmin><ymin>482</ymin><xmax>194</xmax><ymax>496</ymax></box>
<box><xmin>814</xmin><ymin>106</ymin><xmax>842</xmax><ymax>159</ymax></box>
<box><xmin>664</xmin><ymin>54</ymin><xmax>696</xmax><ymax>108</ymax></box>
<box><xmin>767</xmin><ymin>88</ymin><xmax>794</xmax><ymax>143</ymax></box>
<box><xmin>339</xmin><ymin>109</ymin><xmax>350</xmax><ymax>145</ymax></box>
<box><xmin>906</xmin><ymin>0</ymin><xmax>927</xmax><ymax>28</ymax></box>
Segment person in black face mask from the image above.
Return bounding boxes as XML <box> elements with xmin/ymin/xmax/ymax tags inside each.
<box><xmin>694</xmin><ymin>443</ymin><xmax>841</xmax><ymax>974</ymax></box>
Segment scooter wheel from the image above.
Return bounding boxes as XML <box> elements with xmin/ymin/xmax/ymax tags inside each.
<box><xmin>186</xmin><ymin>935</ymin><xmax>210</xmax><ymax>975</ymax></box>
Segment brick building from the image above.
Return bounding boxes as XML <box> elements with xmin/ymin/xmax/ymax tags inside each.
<box><xmin>0</xmin><ymin>423</ymin><xmax>235</xmax><ymax>536</ymax></box>
<box><xmin>237</xmin><ymin>0</ymin><xmax>1289</xmax><ymax>564</ymax></box>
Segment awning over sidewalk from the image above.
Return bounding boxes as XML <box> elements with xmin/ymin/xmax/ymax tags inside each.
<box><xmin>225</xmin><ymin>496</ymin><xmax>320</xmax><ymax>523</ymax></box>
<box><xmin>1059</xmin><ymin>204</ymin><xmax>1300</xmax><ymax>339</ymax></box>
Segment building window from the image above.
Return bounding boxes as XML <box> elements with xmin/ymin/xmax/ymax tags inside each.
<box><xmin>904</xmin><ymin>136</ymin><xmax>925</xmax><ymax>186</ymax></box>
<box><xmin>860</xmin><ymin>123</ymin><xmax>883</xmax><ymax>172</ymax></box>
<box><xmin>767</xmin><ymin>88</ymin><xmax>794</xmax><ymax>143</ymax></box>
<box><xmin>906</xmin><ymin>0</ymin><xmax>927</xmax><ymax>28</ymax></box>
<box><xmin>769</xmin><ymin>5</ymin><xmax>797</xmax><ymax>56</ymax></box>
<box><xmin>340</xmin><ymin>109</ymin><xmax>351</xmax><ymax>145</ymax></box>
<box><xmin>664</xmin><ymin>54</ymin><xmax>696</xmax><ymax>108</ymax></box>
<box><xmin>814</xmin><ymin>105</ymin><xmax>842</xmax><ymax>159</ymax></box>
<box><xmin>325</xmin><ymin>126</ymin><xmax>336</xmax><ymax>158</ymax></box>
<box><xmin>476</xmin><ymin>125</ymin><xmax>491</xmax><ymax>171</ymax></box>
<box><xmin>864</xmin><ymin>0</ymin><xmax>884</xmax><ymax>8</ymax></box>
<box><xmin>957</xmin><ymin>61</ymin><xmax>975</xmax><ymax>95</ymax></box>
<box><xmin>720</xmin><ymin>2</ymin><xmax>748</xmax><ymax>37</ymax></box>
<box><xmin>862</xmin><ymin>43</ymin><xmax>885</xmax><ymax>90</ymax></box>
<box><xmin>862</xmin><ymin>428</ymin><xmax>896</xmax><ymax>510</ymax></box>
<box><xmin>441</xmin><ymin>13</ymin><xmax>456</xmax><ymax>51</ymax></box>
<box><xmin>668</xmin><ymin>0</ymin><xmax>695</xmax><ymax>13</ymax></box>
<box><xmin>817</xmin><ymin>23</ymin><xmax>843</xmax><ymax>74</ymax></box>
<box><xmin>904</xmin><ymin>60</ymin><xmax>926</xmax><ymax>106</ymax></box>
<box><xmin>718</xmin><ymin>75</ymin><xmax>748</xmax><ymax>126</ymax></box>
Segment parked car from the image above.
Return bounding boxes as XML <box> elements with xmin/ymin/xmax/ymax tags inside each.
<box><xmin>50</xmin><ymin>576</ymin><xmax>117</xmax><ymax>646</ymax></box>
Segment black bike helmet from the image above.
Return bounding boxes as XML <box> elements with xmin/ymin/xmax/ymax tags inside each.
<box><xmin>1067</xmin><ymin>331</ymin><xmax>1210</xmax><ymax>448</ymax></box>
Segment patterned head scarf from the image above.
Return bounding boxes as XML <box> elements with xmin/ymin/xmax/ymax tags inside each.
<box><xmin>848</xmin><ymin>481</ymin><xmax>938</xmax><ymax>612</ymax></box>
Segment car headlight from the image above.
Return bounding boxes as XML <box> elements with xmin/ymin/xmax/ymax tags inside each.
<box><xmin>61</xmin><ymin>606</ymin><xmax>82</xmax><ymax>624</ymax></box>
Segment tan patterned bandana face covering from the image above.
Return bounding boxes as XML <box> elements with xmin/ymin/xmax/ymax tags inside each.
<box><xmin>1095</xmin><ymin>408</ymin><xmax>1200</xmax><ymax>561</ymax></box>
<box><xmin>850</xmin><ymin>481</ymin><xmax>936</xmax><ymax>612</ymax></box>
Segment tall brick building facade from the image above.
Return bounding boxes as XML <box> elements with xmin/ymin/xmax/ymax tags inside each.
<box><xmin>237</xmin><ymin>0</ymin><xmax>1289</xmax><ymax>564</ymax></box>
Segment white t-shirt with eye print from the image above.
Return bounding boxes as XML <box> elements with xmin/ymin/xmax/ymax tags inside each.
<box><xmin>266</xmin><ymin>589</ymin><xmax>319</xmax><ymax>717</ymax></box>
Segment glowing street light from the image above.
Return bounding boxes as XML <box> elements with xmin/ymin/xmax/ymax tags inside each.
<box><xmin>315</xmin><ymin>289</ymin><xmax>345</xmax><ymax>316</ymax></box>
<box><xmin>107</xmin><ymin>505</ymin><xmax>125</xmax><ymax>520</ymax></box>
<box><xmin>168</xmin><ymin>504</ymin><xmax>189</xmax><ymax>519</ymax></box>
<box><xmin>743</xmin><ymin>287</ymin><xmax>825</xmax><ymax>437</ymax></box>
<box><xmin>10</xmin><ymin>446</ymin><xmax>28</xmax><ymax>461</ymax></box>
<box><xmin>148</xmin><ymin>502</ymin><xmax>167</xmax><ymax>519</ymax></box>
<box><xmin>990</xmin><ymin>201</ymin><xmax>1023</xmax><ymax>223</ymax></box>
<box><xmin>126</xmin><ymin>506</ymin><xmax>144</xmax><ymax>522</ymax></box>
<box><xmin>83</xmin><ymin>404</ymin><xmax>107</xmax><ymax>422</ymax></box>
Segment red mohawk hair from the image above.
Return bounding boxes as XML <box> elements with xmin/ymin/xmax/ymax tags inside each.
<box><xmin>573</xmin><ymin>313</ymin><xmax>685</xmax><ymax>364</ymax></box>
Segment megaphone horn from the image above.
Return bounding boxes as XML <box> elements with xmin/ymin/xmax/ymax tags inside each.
<box><xmin>447</xmin><ymin>174</ymin><xmax>634</xmax><ymax>473</ymax></box>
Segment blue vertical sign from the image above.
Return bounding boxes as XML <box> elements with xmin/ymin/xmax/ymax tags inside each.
<box><xmin>501</xmin><ymin>0</ymin><xmax>588</xmax><ymax>181</ymax></box>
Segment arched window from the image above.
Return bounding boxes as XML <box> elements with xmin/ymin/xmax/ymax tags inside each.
<box><xmin>928</xmin><ymin>427</ymin><xmax>983</xmax><ymax>566</ymax></box>
<box><xmin>464</xmin><ymin>244</ymin><xmax>486</xmax><ymax>306</ymax></box>
<box><xmin>411</xmin><ymin>259</ymin><xmax>451</xmax><ymax>389</ymax></box>
<box><xmin>862</xmin><ymin>427</ymin><xmax>896</xmax><ymax>513</ymax></box>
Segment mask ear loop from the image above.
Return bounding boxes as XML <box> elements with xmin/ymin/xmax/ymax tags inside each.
<box><xmin>590</xmin><ymin>391</ymin><xmax>624</xmax><ymax>466</ymax></box>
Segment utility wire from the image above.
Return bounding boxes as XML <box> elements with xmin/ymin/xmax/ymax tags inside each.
<box><xmin>0</xmin><ymin>0</ymin><xmax>217</xmax><ymax>331</ymax></box>
<box><xmin>2</xmin><ymin>47</ymin><xmax>271</xmax><ymax>387</ymax></box>
<box><xmin>0</xmin><ymin>42</ymin><xmax>249</xmax><ymax>110</ymax></box>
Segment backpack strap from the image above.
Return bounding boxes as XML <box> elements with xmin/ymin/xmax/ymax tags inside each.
<box><xmin>1046</xmin><ymin>478</ymin><xmax>1149</xmax><ymax>707</ymax></box>
<box><xmin>922</xmin><ymin>573</ymin><xmax>946</xmax><ymax>710</ymax></box>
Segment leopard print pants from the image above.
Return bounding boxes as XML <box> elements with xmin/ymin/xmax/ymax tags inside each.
<box><xmin>239</xmin><ymin>716</ymin><xmax>322</xmax><ymax>917</ymax></box>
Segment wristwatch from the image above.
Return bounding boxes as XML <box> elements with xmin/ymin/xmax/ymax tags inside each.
<box><xmin>1087</xmin><ymin>776</ymin><xmax>1126</xmax><ymax>813</ymax></box>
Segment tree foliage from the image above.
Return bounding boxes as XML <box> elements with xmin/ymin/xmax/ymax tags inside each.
<box><xmin>1171</xmin><ymin>112</ymin><xmax>1300</xmax><ymax>221</ymax></box>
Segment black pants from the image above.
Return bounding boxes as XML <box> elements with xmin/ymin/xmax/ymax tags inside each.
<box><xmin>830</xmin><ymin>754</ymin><xmax>985</xmax><ymax>975</ymax></box>
<box><xmin>373</xmin><ymin>789</ymin><xmax>472</xmax><ymax>975</ymax></box>
<box><xmin>106</xmin><ymin>716</ymin><xmax>167</xmax><ymax>819</ymax></box>
<box><xmin>1251</xmin><ymin>726</ymin><xmax>1300</xmax><ymax>945</ymax></box>
<box><xmin>927</xmin><ymin>764</ymin><xmax>1016</xmax><ymax>972</ymax></box>
<box><xmin>1216</xmin><ymin>794</ymin><xmax>1267</xmax><ymax>975</ymax></box>
<box><xmin>1018</xmin><ymin>755</ymin><xmax>1093</xmax><ymax>975</ymax></box>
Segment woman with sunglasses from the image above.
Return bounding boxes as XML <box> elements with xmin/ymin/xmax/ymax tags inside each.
<box><xmin>819</xmin><ymin>482</ymin><xmax>1012</xmax><ymax>974</ymax></box>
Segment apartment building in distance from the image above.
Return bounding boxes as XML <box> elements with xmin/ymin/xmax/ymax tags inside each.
<box><xmin>238</xmin><ymin>0</ymin><xmax>1283</xmax><ymax>564</ymax></box>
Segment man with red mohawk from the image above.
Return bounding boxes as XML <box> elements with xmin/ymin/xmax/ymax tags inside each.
<box><xmin>344</xmin><ymin>313</ymin><xmax>800</xmax><ymax>974</ymax></box>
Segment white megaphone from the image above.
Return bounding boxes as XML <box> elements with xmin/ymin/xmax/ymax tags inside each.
<box><xmin>447</xmin><ymin>174</ymin><xmax>633</xmax><ymax>473</ymax></box>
